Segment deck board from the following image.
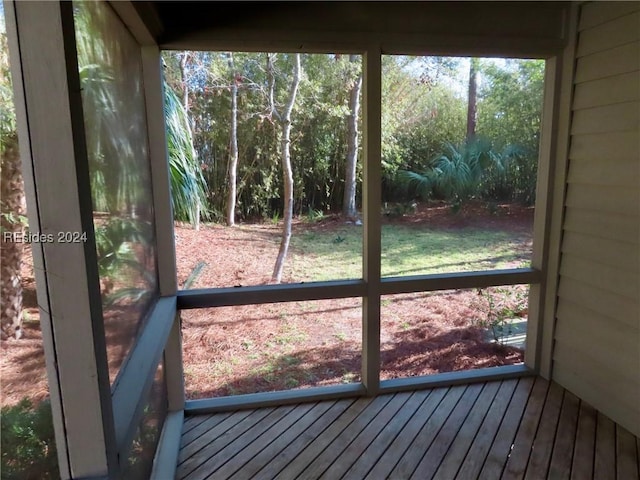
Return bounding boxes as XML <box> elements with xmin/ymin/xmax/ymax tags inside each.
<box><xmin>320</xmin><ymin>392</ymin><xmax>414</xmax><ymax>479</ymax></box>
<box><xmin>178</xmin><ymin>378</ymin><xmax>640</xmax><ymax>479</ymax></box>
<box><xmin>273</xmin><ymin>396</ymin><xmax>383</xmax><ymax>479</ymax></box>
<box><xmin>188</xmin><ymin>405</ymin><xmax>302</xmax><ymax>480</ymax></box>
<box><xmin>412</xmin><ymin>383</ymin><xmax>485</xmax><ymax>479</ymax></box>
<box><xmin>594</xmin><ymin>412</ymin><xmax>617</xmax><ymax>480</ymax></box>
<box><xmin>212</xmin><ymin>402</ymin><xmax>317</xmax><ymax>480</ymax></box>
<box><xmin>255</xmin><ymin>399</ymin><xmax>355</xmax><ymax>479</ymax></box>
<box><xmin>571</xmin><ymin>401</ymin><xmax>597</xmax><ymax>480</ymax></box>
<box><xmin>548</xmin><ymin>391</ymin><xmax>580</xmax><ymax>479</ymax></box>
<box><xmin>524</xmin><ymin>381</ymin><xmax>565</xmax><ymax>479</ymax></box>
<box><xmin>390</xmin><ymin>385</ymin><xmax>466</xmax><ymax>478</ymax></box>
<box><xmin>432</xmin><ymin>380</ymin><xmax>501</xmax><ymax>479</ymax></box>
<box><xmin>297</xmin><ymin>394</ymin><xmax>394</xmax><ymax>479</ymax></box>
<box><xmin>237</xmin><ymin>401</ymin><xmax>337</xmax><ymax>480</ymax></box>
<box><xmin>364</xmin><ymin>387</ymin><xmax>448</xmax><ymax>479</ymax></box>
<box><xmin>617</xmin><ymin>425</ymin><xmax>640</xmax><ymax>480</ymax></box>
<box><xmin>455</xmin><ymin>378</ymin><xmax>519</xmax><ymax>479</ymax></box>
<box><xmin>343</xmin><ymin>389</ymin><xmax>430</xmax><ymax>479</ymax></box>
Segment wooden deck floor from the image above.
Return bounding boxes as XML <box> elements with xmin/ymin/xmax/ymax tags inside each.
<box><xmin>177</xmin><ymin>377</ymin><xmax>640</xmax><ymax>479</ymax></box>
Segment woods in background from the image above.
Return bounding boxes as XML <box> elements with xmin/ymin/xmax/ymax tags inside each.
<box><xmin>162</xmin><ymin>53</ymin><xmax>544</xmax><ymax>225</ymax></box>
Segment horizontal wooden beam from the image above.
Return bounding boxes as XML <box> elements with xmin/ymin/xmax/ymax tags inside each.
<box><xmin>379</xmin><ymin>364</ymin><xmax>534</xmax><ymax>393</ymax></box>
<box><xmin>177</xmin><ymin>280</ymin><xmax>366</xmax><ymax>309</ymax></box>
<box><xmin>185</xmin><ymin>383</ymin><xmax>366</xmax><ymax>415</ymax></box>
<box><xmin>150</xmin><ymin>410</ymin><xmax>183</xmax><ymax>480</ymax></box>
<box><xmin>177</xmin><ymin>270</ymin><xmax>540</xmax><ymax>310</ymax></box>
<box><xmin>381</xmin><ymin>268</ymin><xmax>542</xmax><ymax>295</ymax></box>
<box><xmin>111</xmin><ymin>296</ymin><xmax>176</xmax><ymax>454</ymax></box>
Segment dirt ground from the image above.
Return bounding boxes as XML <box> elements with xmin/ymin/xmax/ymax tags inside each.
<box><xmin>1</xmin><ymin>202</ymin><xmax>532</xmax><ymax>406</ymax></box>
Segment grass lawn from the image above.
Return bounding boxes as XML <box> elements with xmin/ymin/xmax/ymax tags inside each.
<box><xmin>290</xmin><ymin>223</ymin><xmax>531</xmax><ymax>282</ymax></box>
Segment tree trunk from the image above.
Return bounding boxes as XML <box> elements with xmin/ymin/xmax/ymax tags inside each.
<box><xmin>342</xmin><ymin>55</ymin><xmax>362</xmax><ymax>220</ymax></box>
<box><xmin>226</xmin><ymin>53</ymin><xmax>239</xmax><ymax>226</ymax></box>
<box><xmin>466</xmin><ymin>58</ymin><xmax>478</xmax><ymax>141</ymax></box>
<box><xmin>1</xmin><ymin>137</ymin><xmax>24</xmax><ymax>340</ymax></box>
<box><xmin>272</xmin><ymin>54</ymin><xmax>301</xmax><ymax>283</ymax></box>
<box><xmin>179</xmin><ymin>53</ymin><xmax>190</xmax><ymax>113</ymax></box>
<box><xmin>179</xmin><ymin>52</ymin><xmax>200</xmax><ymax>230</ymax></box>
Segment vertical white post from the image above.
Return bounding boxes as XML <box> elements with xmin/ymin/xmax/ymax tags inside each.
<box><xmin>140</xmin><ymin>45</ymin><xmax>184</xmax><ymax>410</ymax></box>
<box><xmin>535</xmin><ymin>3</ymin><xmax>580</xmax><ymax>378</ymax></box>
<box><xmin>141</xmin><ymin>45</ymin><xmax>178</xmax><ymax>298</ymax></box>
<box><xmin>525</xmin><ymin>58</ymin><xmax>559</xmax><ymax>371</ymax></box>
<box><xmin>362</xmin><ymin>46</ymin><xmax>382</xmax><ymax>395</ymax></box>
<box><xmin>5</xmin><ymin>1</ymin><xmax>116</xmax><ymax>477</ymax></box>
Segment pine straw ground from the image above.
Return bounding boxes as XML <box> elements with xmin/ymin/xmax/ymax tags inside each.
<box><xmin>1</xmin><ymin>202</ymin><xmax>531</xmax><ymax>406</ymax></box>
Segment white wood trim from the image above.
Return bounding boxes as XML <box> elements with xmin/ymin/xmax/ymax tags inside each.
<box><xmin>6</xmin><ymin>2</ymin><xmax>116</xmax><ymax>477</ymax></box>
<box><xmin>108</xmin><ymin>1</ymin><xmax>156</xmax><ymax>46</ymax></box>
<box><xmin>539</xmin><ymin>3</ymin><xmax>580</xmax><ymax>379</ymax></box>
<box><xmin>150</xmin><ymin>410</ymin><xmax>184</xmax><ymax>480</ymax></box>
<box><xmin>141</xmin><ymin>45</ymin><xmax>178</xmax><ymax>297</ymax></box>
<box><xmin>4</xmin><ymin>2</ymin><xmax>71</xmax><ymax>477</ymax></box>
<box><xmin>525</xmin><ymin>57</ymin><xmax>560</xmax><ymax>371</ymax></box>
<box><xmin>184</xmin><ymin>383</ymin><xmax>366</xmax><ymax>415</ymax></box>
<box><xmin>111</xmin><ymin>297</ymin><xmax>176</xmax><ymax>453</ymax></box>
<box><xmin>362</xmin><ymin>46</ymin><xmax>382</xmax><ymax>396</ymax></box>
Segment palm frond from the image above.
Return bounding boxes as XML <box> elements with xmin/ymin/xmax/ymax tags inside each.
<box><xmin>163</xmin><ymin>83</ymin><xmax>209</xmax><ymax>223</ymax></box>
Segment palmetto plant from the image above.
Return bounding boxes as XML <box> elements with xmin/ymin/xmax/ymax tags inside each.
<box><xmin>164</xmin><ymin>83</ymin><xmax>209</xmax><ymax>224</ymax></box>
<box><xmin>401</xmin><ymin>137</ymin><xmax>523</xmax><ymax>204</ymax></box>
<box><xmin>76</xmin><ymin>3</ymin><xmax>207</xmax><ymax>224</ymax></box>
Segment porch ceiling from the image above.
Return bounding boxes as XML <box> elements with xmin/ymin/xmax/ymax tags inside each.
<box><xmin>139</xmin><ymin>1</ymin><xmax>569</xmax><ymax>53</ymax></box>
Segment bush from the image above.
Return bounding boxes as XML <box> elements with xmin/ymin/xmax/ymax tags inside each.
<box><xmin>1</xmin><ymin>399</ymin><xmax>59</xmax><ymax>480</ymax></box>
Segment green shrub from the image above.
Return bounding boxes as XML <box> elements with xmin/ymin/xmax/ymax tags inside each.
<box><xmin>1</xmin><ymin>399</ymin><xmax>59</xmax><ymax>480</ymax></box>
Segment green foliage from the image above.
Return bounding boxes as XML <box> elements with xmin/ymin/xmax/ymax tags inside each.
<box><xmin>160</xmin><ymin>52</ymin><xmax>543</xmax><ymax>219</ymax></box>
<box><xmin>0</xmin><ymin>207</ymin><xmax>27</xmax><ymax>233</ymax></box>
<box><xmin>381</xmin><ymin>56</ymin><xmax>467</xmax><ymax>201</ymax></box>
<box><xmin>94</xmin><ymin>217</ymin><xmax>154</xmax><ymax>304</ymax></box>
<box><xmin>477</xmin><ymin>287</ymin><xmax>528</xmax><ymax>344</ymax></box>
<box><xmin>164</xmin><ymin>83</ymin><xmax>209</xmax><ymax>223</ymax></box>
<box><xmin>1</xmin><ymin>399</ymin><xmax>59</xmax><ymax>480</ymax></box>
<box><xmin>304</xmin><ymin>208</ymin><xmax>324</xmax><ymax>223</ymax></box>
<box><xmin>0</xmin><ymin>19</ymin><xmax>16</xmax><ymax>154</ymax></box>
<box><xmin>289</xmin><ymin>222</ymin><xmax>528</xmax><ymax>282</ymax></box>
<box><xmin>382</xmin><ymin>201</ymin><xmax>417</xmax><ymax>218</ymax></box>
<box><xmin>401</xmin><ymin>138</ymin><xmax>501</xmax><ymax>202</ymax></box>
<box><xmin>401</xmin><ymin>136</ymin><xmax>533</xmax><ymax>205</ymax></box>
<box><xmin>477</xmin><ymin>59</ymin><xmax>545</xmax><ymax>204</ymax></box>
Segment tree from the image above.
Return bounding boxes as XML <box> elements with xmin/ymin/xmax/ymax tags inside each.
<box><xmin>466</xmin><ymin>58</ymin><xmax>479</xmax><ymax>141</ymax></box>
<box><xmin>226</xmin><ymin>53</ymin><xmax>239</xmax><ymax>226</ymax></box>
<box><xmin>269</xmin><ymin>53</ymin><xmax>301</xmax><ymax>283</ymax></box>
<box><xmin>0</xmin><ymin>16</ymin><xmax>25</xmax><ymax>340</ymax></box>
<box><xmin>477</xmin><ymin>59</ymin><xmax>545</xmax><ymax>203</ymax></box>
<box><xmin>342</xmin><ymin>54</ymin><xmax>362</xmax><ymax>219</ymax></box>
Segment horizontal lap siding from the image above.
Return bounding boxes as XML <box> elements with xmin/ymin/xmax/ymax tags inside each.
<box><xmin>553</xmin><ymin>2</ymin><xmax>640</xmax><ymax>437</ymax></box>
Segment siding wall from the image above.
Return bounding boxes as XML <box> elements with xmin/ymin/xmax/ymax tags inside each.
<box><xmin>553</xmin><ymin>1</ymin><xmax>640</xmax><ymax>437</ymax></box>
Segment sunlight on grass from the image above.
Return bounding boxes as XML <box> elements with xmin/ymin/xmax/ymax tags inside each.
<box><xmin>381</xmin><ymin>225</ymin><xmax>530</xmax><ymax>277</ymax></box>
<box><xmin>289</xmin><ymin>224</ymin><xmax>531</xmax><ymax>281</ymax></box>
